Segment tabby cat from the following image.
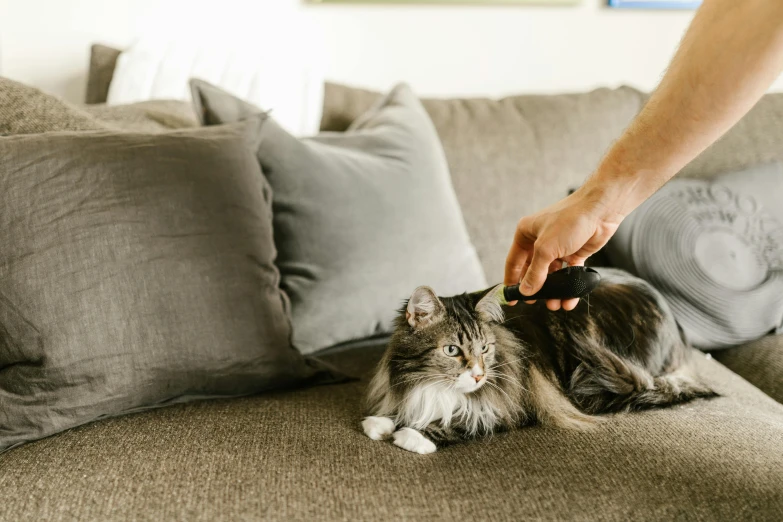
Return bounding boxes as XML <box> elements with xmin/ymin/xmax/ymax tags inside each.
<box><xmin>362</xmin><ymin>268</ymin><xmax>716</xmax><ymax>454</ymax></box>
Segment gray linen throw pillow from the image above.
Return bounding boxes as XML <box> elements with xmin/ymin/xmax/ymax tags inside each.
<box><xmin>0</xmin><ymin>118</ymin><xmax>341</xmax><ymax>452</ymax></box>
<box><xmin>190</xmin><ymin>80</ymin><xmax>487</xmax><ymax>354</ymax></box>
<box><xmin>605</xmin><ymin>164</ymin><xmax>783</xmax><ymax>349</ymax></box>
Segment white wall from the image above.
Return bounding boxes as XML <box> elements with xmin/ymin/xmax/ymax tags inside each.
<box><xmin>1</xmin><ymin>0</ymin><xmax>780</xmax><ymax>103</ymax></box>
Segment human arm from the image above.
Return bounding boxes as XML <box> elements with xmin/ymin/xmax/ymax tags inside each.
<box><xmin>505</xmin><ymin>0</ymin><xmax>783</xmax><ymax>310</ymax></box>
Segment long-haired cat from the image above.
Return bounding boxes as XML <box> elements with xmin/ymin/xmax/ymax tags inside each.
<box><xmin>362</xmin><ymin>268</ymin><xmax>717</xmax><ymax>454</ymax></box>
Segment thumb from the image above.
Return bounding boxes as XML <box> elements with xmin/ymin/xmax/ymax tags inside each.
<box><xmin>520</xmin><ymin>244</ymin><xmax>555</xmax><ymax>297</ymax></box>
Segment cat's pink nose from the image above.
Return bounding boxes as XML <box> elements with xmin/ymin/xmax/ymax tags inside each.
<box><xmin>473</xmin><ymin>374</ymin><xmax>483</xmax><ymax>383</ymax></box>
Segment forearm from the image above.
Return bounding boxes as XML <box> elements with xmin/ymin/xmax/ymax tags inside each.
<box><xmin>586</xmin><ymin>0</ymin><xmax>783</xmax><ymax>218</ymax></box>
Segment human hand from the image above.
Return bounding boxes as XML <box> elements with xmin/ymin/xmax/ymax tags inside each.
<box><xmin>504</xmin><ymin>183</ymin><xmax>625</xmax><ymax>311</ymax></box>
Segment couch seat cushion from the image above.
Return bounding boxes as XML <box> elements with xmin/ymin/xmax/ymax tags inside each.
<box><xmin>714</xmin><ymin>334</ymin><xmax>783</xmax><ymax>404</ymax></box>
<box><xmin>1</xmin><ymin>340</ymin><xmax>781</xmax><ymax>521</ymax></box>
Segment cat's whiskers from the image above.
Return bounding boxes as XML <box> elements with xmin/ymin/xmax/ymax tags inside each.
<box><xmin>484</xmin><ymin>380</ymin><xmax>515</xmax><ymax>405</ymax></box>
<box><xmin>390</xmin><ymin>374</ymin><xmax>434</xmax><ymax>389</ymax></box>
<box><xmin>397</xmin><ymin>375</ymin><xmax>453</xmax><ymax>407</ymax></box>
<box><xmin>417</xmin><ymin>376</ymin><xmax>452</xmax><ymax>394</ymax></box>
<box><xmin>490</xmin><ymin>356</ymin><xmax>529</xmax><ymax>370</ymax></box>
<box><xmin>487</xmin><ymin>370</ymin><xmax>523</xmax><ymax>386</ymax></box>
<box><xmin>390</xmin><ymin>375</ymin><xmax>449</xmax><ymax>413</ymax></box>
<box><xmin>392</xmin><ymin>370</ymin><xmax>455</xmax><ymax>388</ymax></box>
<box><xmin>487</xmin><ymin>371</ymin><xmax>528</xmax><ymax>394</ymax></box>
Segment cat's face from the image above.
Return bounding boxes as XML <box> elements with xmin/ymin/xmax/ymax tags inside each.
<box><xmin>388</xmin><ymin>285</ymin><xmax>507</xmax><ymax>395</ymax></box>
<box><xmin>432</xmin><ymin>322</ymin><xmax>497</xmax><ymax>393</ymax></box>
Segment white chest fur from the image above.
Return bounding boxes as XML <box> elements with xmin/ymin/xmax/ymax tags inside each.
<box><xmin>397</xmin><ymin>383</ymin><xmax>501</xmax><ymax>436</ymax></box>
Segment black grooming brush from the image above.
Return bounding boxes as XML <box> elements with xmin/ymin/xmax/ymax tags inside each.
<box><xmin>499</xmin><ymin>266</ymin><xmax>601</xmax><ymax>304</ymax></box>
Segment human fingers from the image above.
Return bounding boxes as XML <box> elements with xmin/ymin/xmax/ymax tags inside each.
<box><xmin>504</xmin><ymin>243</ymin><xmax>530</xmax><ymax>288</ymax></box>
<box><xmin>560</xmin><ymin>260</ymin><xmax>584</xmax><ymax>311</ymax></box>
<box><xmin>519</xmin><ymin>241</ymin><xmax>556</xmax><ymax>297</ymax></box>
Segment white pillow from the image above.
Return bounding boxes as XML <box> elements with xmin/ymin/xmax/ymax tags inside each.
<box><xmin>107</xmin><ymin>35</ymin><xmax>325</xmax><ymax>137</ymax></box>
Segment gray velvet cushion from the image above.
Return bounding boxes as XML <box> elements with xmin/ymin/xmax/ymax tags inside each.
<box><xmin>190</xmin><ymin>79</ymin><xmax>487</xmax><ymax>354</ymax></box>
<box><xmin>320</xmin><ymin>82</ymin><xmax>647</xmax><ymax>283</ymax></box>
<box><xmin>0</xmin><ymin>119</ymin><xmax>340</xmax><ymax>452</ymax></box>
<box><xmin>605</xmin><ymin>165</ymin><xmax>783</xmax><ymax>350</ymax></box>
<box><xmin>0</xmin><ymin>77</ymin><xmax>196</xmax><ymax>135</ymax></box>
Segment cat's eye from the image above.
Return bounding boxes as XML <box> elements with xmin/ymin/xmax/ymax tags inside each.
<box><xmin>443</xmin><ymin>345</ymin><xmax>460</xmax><ymax>357</ymax></box>
<box><xmin>481</xmin><ymin>344</ymin><xmax>493</xmax><ymax>353</ymax></box>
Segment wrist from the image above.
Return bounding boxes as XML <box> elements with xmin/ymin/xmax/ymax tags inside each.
<box><xmin>582</xmin><ymin>173</ymin><xmax>642</xmax><ymax>221</ymax></box>
<box><xmin>581</xmin><ymin>147</ymin><xmax>665</xmax><ymax>220</ymax></box>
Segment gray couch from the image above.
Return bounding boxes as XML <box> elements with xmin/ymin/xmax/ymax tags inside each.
<box><xmin>1</xmin><ymin>54</ymin><xmax>782</xmax><ymax>520</ymax></box>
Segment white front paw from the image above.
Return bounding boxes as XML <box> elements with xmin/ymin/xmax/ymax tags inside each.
<box><xmin>392</xmin><ymin>427</ymin><xmax>437</xmax><ymax>454</ymax></box>
<box><xmin>362</xmin><ymin>416</ymin><xmax>396</xmax><ymax>440</ymax></box>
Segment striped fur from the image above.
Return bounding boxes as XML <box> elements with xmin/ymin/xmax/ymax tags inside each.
<box><xmin>364</xmin><ymin>269</ymin><xmax>717</xmax><ymax>453</ymax></box>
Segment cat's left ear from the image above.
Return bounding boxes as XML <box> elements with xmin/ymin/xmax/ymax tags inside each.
<box><xmin>475</xmin><ymin>284</ymin><xmax>505</xmax><ymax>323</ymax></box>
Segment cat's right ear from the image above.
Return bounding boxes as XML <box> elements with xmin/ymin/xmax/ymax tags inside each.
<box><xmin>406</xmin><ymin>286</ymin><xmax>445</xmax><ymax>329</ymax></box>
<box><xmin>474</xmin><ymin>284</ymin><xmax>506</xmax><ymax>323</ymax></box>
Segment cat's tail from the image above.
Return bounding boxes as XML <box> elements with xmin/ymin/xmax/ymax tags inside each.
<box><xmin>568</xmin><ymin>347</ymin><xmax>718</xmax><ymax>414</ymax></box>
<box><xmin>625</xmin><ymin>369</ymin><xmax>717</xmax><ymax>411</ymax></box>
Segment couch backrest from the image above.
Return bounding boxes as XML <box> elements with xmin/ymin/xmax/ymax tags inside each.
<box><xmin>322</xmin><ymin>84</ymin><xmax>783</xmax><ymax>283</ymax></box>
<box><xmin>322</xmin><ymin>83</ymin><xmax>645</xmax><ymax>282</ymax></box>
<box><xmin>678</xmin><ymin>93</ymin><xmax>783</xmax><ymax>179</ymax></box>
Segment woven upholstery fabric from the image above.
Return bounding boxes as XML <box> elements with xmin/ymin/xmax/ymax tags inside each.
<box><xmin>0</xmin><ymin>77</ymin><xmax>196</xmax><ymax>134</ymax></box>
<box><xmin>1</xmin><ymin>77</ymin><xmax>107</xmax><ymax>134</ymax></box>
<box><xmin>0</xmin><ymin>343</ymin><xmax>781</xmax><ymax>521</ymax></box>
<box><xmin>715</xmin><ymin>335</ymin><xmax>783</xmax><ymax>404</ymax></box>
<box><xmin>679</xmin><ymin>92</ymin><xmax>783</xmax><ymax>179</ymax></box>
<box><xmin>584</xmin><ymin>92</ymin><xmax>783</xmax><ymax>181</ymax></box>
<box><xmin>321</xmin><ymin>83</ymin><xmax>645</xmax><ymax>284</ymax></box>
<box><xmin>85</xmin><ymin>44</ymin><xmax>121</xmax><ymax>104</ymax></box>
